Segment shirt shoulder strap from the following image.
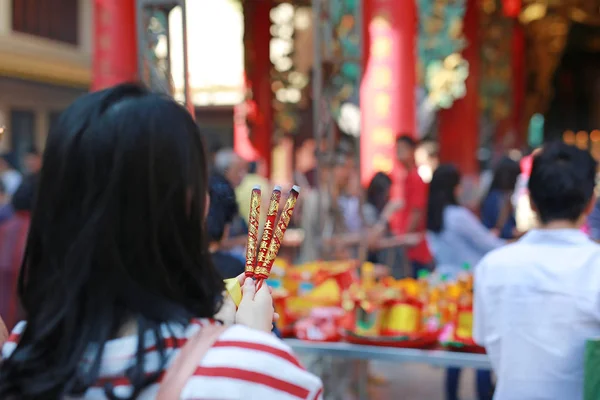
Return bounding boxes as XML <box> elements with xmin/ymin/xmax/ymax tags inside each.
<box><xmin>156</xmin><ymin>324</ymin><xmax>228</xmax><ymax>400</ymax></box>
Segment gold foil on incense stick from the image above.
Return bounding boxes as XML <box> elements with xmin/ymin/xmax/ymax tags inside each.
<box><xmin>258</xmin><ymin>185</ymin><xmax>301</xmax><ymax>281</ymax></box>
<box><xmin>254</xmin><ymin>186</ymin><xmax>282</xmax><ymax>279</ymax></box>
<box><xmin>244</xmin><ymin>186</ymin><xmax>261</xmax><ymax>278</ymax></box>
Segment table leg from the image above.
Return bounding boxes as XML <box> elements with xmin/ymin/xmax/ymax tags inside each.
<box><xmin>357</xmin><ymin>360</ymin><xmax>369</xmax><ymax>400</ymax></box>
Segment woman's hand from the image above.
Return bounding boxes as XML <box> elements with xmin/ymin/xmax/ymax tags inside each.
<box><xmin>235</xmin><ymin>278</ymin><xmax>274</xmax><ymax>332</ymax></box>
<box><xmin>215</xmin><ymin>273</ymin><xmax>247</xmax><ymax>324</ymax></box>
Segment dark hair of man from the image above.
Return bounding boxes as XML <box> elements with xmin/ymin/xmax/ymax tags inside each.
<box><xmin>0</xmin><ymin>179</ymin><xmax>5</xmax><ymax>196</ymax></box>
<box><xmin>207</xmin><ymin>174</ymin><xmax>239</xmax><ymax>242</ymax></box>
<box><xmin>396</xmin><ymin>134</ymin><xmax>417</xmax><ymax>149</ymax></box>
<box><xmin>528</xmin><ymin>141</ymin><xmax>597</xmax><ymax>224</ymax></box>
<box><xmin>0</xmin><ymin>84</ymin><xmax>224</xmax><ymax>399</ymax></box>
<box><xmin>426</xmin><ymin>164</ymin><xmax>461</xmax><ymax>233</ymax></box>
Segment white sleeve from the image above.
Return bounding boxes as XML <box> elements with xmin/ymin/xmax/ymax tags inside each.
<box><xmin>473</xmin><ymin>259</ymin><xmax>487</xmax><ymax>347</ymax></box>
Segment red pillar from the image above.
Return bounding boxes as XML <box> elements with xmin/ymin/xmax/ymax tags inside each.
<box><xmin>92</xmin><ymin>0</ymin><xmax>138</xmax><ymax>91</ymax></box>
<box><xmin>360</xmin><ymin>0</ymin><xmax>416</xmax><ymax>187</ymax></box>
<box><xmin>512</xmin><ymin>23</ymin><xmax>526</xmax><ymax>148</ymax></box>
<box><xmin>438</xmin><ymin>0</ymin><xmax>480</xmax><ymax>176</ymax></box>
<box><xmin>361</xmin><ymin>0</ymin><xmax>416</xmax><ymax>232</ymax></box>
<box><xmin>234</xmin><ymin>0</ymin><xmax>273</xmax><ymax>177</ymax></box>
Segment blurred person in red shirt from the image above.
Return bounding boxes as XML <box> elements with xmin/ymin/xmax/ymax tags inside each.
<box><xmin>395</xmin><ymin>134</ymin><xmax>432</xmax><ymax>277</ymax></box>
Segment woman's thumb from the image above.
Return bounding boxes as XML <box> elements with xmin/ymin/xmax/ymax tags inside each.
<box><xmin>241</xmin><ymin>278</ymin><xmax>256</xmax><ymax>299</ymax></box>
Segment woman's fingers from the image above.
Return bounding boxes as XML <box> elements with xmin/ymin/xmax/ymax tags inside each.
<box><xmin>241</xmin><ymin>277</ymin><xmax>257</xmax><ymax>300</ymax></box>
<box><xmin>236</xmin><ymin>273</ymin><xmax>247</xmax><ymax>286</ymax></box>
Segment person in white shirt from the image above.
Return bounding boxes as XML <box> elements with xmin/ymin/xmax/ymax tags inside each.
<box><xmin>474</xmin><ymin>141</ymin><xmax>600</xmax><ymax>400</ymax></box>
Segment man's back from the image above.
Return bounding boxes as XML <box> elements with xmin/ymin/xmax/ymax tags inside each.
<box><xmin>474</xmin><ymin>229</ymin><xmax>600</xmax><ymax>400</ymax></box>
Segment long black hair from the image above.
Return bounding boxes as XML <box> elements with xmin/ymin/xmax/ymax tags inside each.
<box><xmin>0</xmin><ymin>84</ymin><xmax>224</xmax><ymax>399</ymax></box>
<box><xmin>487</xmin><ymin>157</ymin><xmax>520</xmax><ymax>194</ymax></box>
<box><xmin>366</xmin><ymin>172</ymin><xmax>392</xmax><ymax>212</ymax></box>
<box><xmin>426</xmin><ymin>164</ymin><xmax>461</xmax><ymax>233</ymax></box>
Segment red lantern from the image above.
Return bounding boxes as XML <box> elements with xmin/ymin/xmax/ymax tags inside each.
<box><xmin>503</xmin><ymin>0</ymin><xmax>521</xmax><ymax>18</ymax></box>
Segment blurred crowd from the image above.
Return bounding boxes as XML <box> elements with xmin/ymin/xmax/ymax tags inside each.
<box><xmin>200</xmin><ymin>134</ymin><xmax>528</xmax><ymax>283</ymax></box>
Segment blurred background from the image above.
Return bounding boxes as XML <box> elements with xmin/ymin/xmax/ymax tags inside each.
<box><xmin>1</xmin><ymin>1</ymin><xmax>599</xmax><ymax>398</ymax></box>
<box><xmin>3</xmin><ymin>0</ymin><xmax>597</xmax><ymax>187</ymax></box>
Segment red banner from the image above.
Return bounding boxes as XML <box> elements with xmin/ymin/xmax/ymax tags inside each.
<box><xmin>234</xmin><ymin>0</ymin><xmax>273</xmax><ymax>175</ymax></box>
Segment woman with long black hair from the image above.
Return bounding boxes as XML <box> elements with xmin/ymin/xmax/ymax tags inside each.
<box><xmin>427</xmin><ymin>165</ymin><xmax>505</xmax><ymax>278</ymax></box>
<box><xmin>426</xmin><ymin>164</ymin><xmax>502</xmax><ymax>400</ymax></box>
<box><xmin>480</xmin><ymin>157</ymin><xmax>521</xmax><ymax>239</ymax></box>
<box><xmin>0</xmin><ymin>84</ymin><xmax>322</xmax><ymax>399</ymax></box>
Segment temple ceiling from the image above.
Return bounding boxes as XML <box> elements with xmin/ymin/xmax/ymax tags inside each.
<box><xmin>518</xmin><ymin>0</ymin><xmax>600</xmax><ymax>133</ymax></box>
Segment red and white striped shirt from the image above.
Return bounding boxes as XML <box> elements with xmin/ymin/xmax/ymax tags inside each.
<box><xmin>2</xmin><ymin>319</ymin><xmax>323</xmax><ymax>399</ymax></box>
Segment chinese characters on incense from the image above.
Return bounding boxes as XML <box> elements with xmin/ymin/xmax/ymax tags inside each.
<box><xmin>244</xmin><ymin>185</ymin><xmax>300</xmax><ymax>281</ymax></box>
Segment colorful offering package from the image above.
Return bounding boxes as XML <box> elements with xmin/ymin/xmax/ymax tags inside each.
<box><xmin>254</xmin><ymin>186</ymin><xmax>282</xmax><ymax>279</ymax></box>
<box><xmin>244</xmin><ymin>186</ymin><xmax>261</xmax><ymax>277</ymax></box>
<box><xmin>257</xmin><ymin>186</ymin><xmax>300</xmax><ymax>282</ymax></box>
